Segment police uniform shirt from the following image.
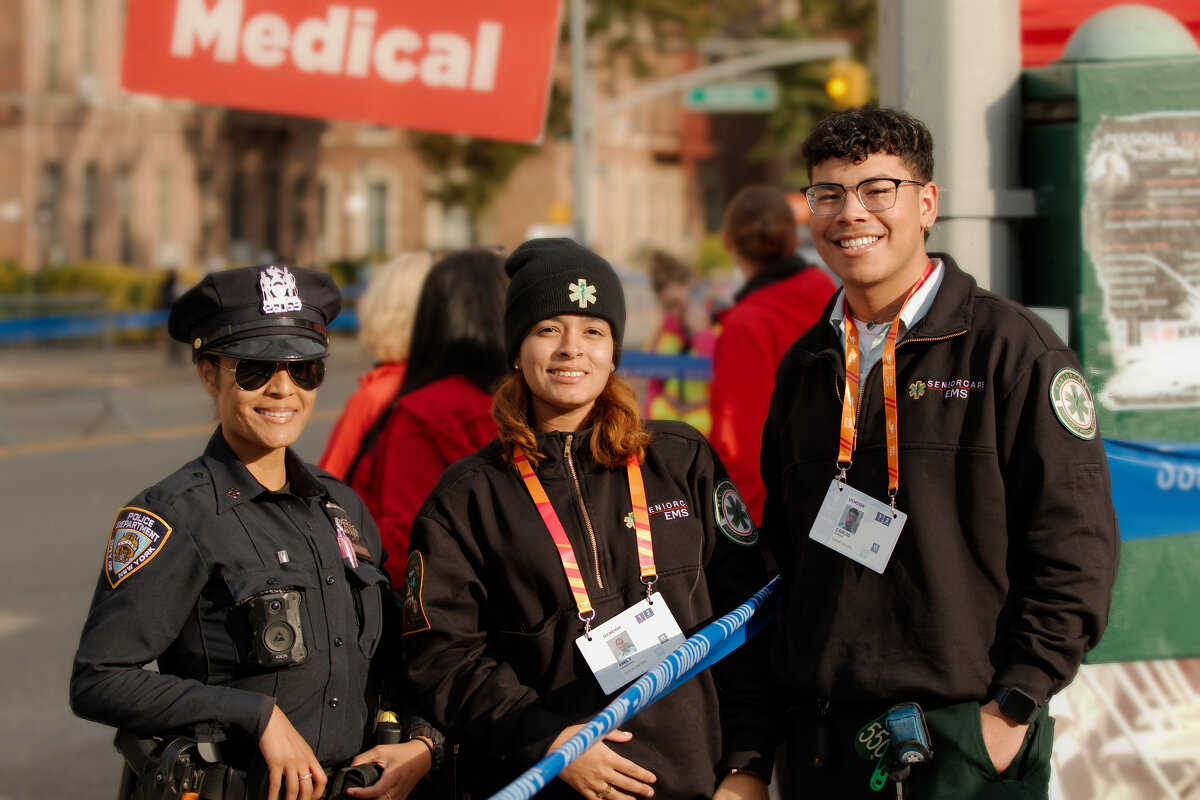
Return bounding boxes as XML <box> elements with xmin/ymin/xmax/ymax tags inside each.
<box><xmin>70</xmin><ymin>429</ymin><xmax>392</xmax><ymax>768</ymax></box>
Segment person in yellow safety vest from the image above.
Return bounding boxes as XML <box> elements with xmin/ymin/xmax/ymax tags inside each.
<box><xmin>642</xmin><ymin>250</ymin><xmax>715</xmax><ymax>435</ymax></box>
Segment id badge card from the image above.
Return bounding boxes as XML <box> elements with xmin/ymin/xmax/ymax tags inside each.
<box><xmin>808</xmin><ymin>479</ymin><xmax>907</xmax><ymax>574</ymax></box>
<box><xmin>575</xmin><ymin>596</ymin><xmax>685</xmax><ymax>695</ymax></box>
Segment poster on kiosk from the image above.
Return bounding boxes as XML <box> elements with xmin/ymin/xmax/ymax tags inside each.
<box><xmin>121</xmin><ymin>0</ymin><xmax>561</xmax><ymax>143</ymax></box>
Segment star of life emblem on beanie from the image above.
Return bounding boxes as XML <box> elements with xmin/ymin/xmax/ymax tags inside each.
<box><xmin>569</xmin><ymin>278</ymin><xmax>597</xmax><ymax>309</ymax></box>
<box><xmin>260</xmin><ymin>266</ymin><xmax>303</xmax><ymax>314</ymax></box>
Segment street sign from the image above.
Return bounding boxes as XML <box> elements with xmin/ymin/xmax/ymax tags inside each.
<box><xmin>683</xmin><ymin>79</ymin><xmax>778</xmax><ymax>113</ymax></box>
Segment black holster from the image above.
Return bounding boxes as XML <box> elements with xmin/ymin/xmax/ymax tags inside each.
<box><xmin>115</xmin><ymin>730</ymin><xmax>245</xmax><ymax>800</ymax></box>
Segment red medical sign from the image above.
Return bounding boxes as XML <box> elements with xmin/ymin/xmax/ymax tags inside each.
<box><xmin>122</xmin><ymin>0</ymin><xmax>561</xmax><ymax>143</ymax></box>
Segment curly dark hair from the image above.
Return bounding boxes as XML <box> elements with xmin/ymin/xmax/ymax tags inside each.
<box><xmin>802</xmin><ymin>105</ymin><xmax>935</xmax><ymax>183</ymax></box>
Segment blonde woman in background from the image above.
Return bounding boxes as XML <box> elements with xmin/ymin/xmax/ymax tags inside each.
<box><xmin>319</xmin><ymin>252</ymin><xmax>433</xmax><ymax>496</ymax></box>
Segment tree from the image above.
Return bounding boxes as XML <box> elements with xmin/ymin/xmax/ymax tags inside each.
<box><xmin>410</xmin><ymin>1</ymin><xmax>728</xmax><ymax>244</ymax></box>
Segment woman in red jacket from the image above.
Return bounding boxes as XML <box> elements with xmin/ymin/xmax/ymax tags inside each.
<box><xmin>364</xmin><ymin>248</ymin><xmax>509</xmax><ymax>580</ymax></box>
<box><xmin>710</xmin><ymin>186</ymin><xmax>837</xmax><ymax>525</ymax></box>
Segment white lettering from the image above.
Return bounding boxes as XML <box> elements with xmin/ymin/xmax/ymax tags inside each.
<box><xmin>167</xmin><ymin>0</ymin><xmax>504</xmax><ymax>93</ymax></box>
<box><xmin>422</xmin><ymin>33</ymin><xmax>470</xmax><ymax>88</ymax></box>
<box><xmin>293</xmin><ymin>5</ymin><xmax>350</xmax><ymax>74</ymax></box>
<box><xmin>373</xmin><ymin>27</ymin><xmax>421</xmax><ymax>83</ymax></box>
<box><xmin>242</xmin><ymin>13</ymin><xmax>289</xmax><ymax>68</ymax></box>
<box><xmin>345</xmin><ymin>8</ymin><xmax>376</xmax><ymax>77</ymax></box>
<box><xmin>171</xmin><ymin>0</ymin><xmax>242</xmax><ymax>62</ymax></box>
<box><xmin>471</xmin><ymin>22</ymin><xmax>501</xmax><ymax>91</ymax></box>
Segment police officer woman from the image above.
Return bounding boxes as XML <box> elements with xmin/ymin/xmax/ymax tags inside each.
<box><xmin>71</xmin><ymin>265</ymin><xmax>431</xmax><ymax>800</ymax></box>
<box><xmin>401</xmin><ymin>239</ymin><xmax>777</xmax><ymax>800</ymax></box>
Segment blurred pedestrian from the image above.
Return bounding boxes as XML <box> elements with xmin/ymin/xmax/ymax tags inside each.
<box><xmin>364</xmin><ymin>248</ymin><xmax>509</xmax><ymax>580</ymax></box>
<box><xmin>71</xmin><ymin>264</ymin><xmax>435</xmax><ymax>800</ymax></box>
<box><xmin>319</xmin><ymin>251</ymin><xmax>433</xmax><ymax>484</ymax></box>
<box><xmin>401</xmin><ymin>238</ymin><xmax>776</xmax><ymax>800</ymax></box>
<box><xmin>641</xmin><ymin>250</ymin><xmax>714</xmax><ymax>435</ymax></box>
<box><xmin>710</xmin><ymin>185</ymin><xmax>836</xmax><ymax>526</ymax></box>
<box><xmin>760</xmin><ymin>105</ymin><xmax>1119</xmax><ymax>798</ymax></box>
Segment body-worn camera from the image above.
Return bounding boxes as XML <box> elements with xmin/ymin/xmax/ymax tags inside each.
<box><xmin>241</xmin><ymin>588</ymin><xmax>307</xmax><ymax>668</ymax></box>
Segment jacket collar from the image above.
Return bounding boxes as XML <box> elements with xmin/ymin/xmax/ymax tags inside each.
<box><xmin>734</xmin><ymin>253</ymin><xmax>811</xmax><ymax>303</ymax></box>
<box><xmin>203</xmin><ymin>428</ymin><xmax>325</xmax><ymax>513</ymax></box>
<box><xmin>805</xmin><ymin>252</ymin><xmax>976</xmax><ymax>360</ymax></box>
<box><xmin>531</xmin><ymin>426</ymin><xmax>597</xmax><ymax>474</ymax></box>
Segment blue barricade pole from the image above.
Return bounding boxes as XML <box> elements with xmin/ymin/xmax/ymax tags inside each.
<box><xmin>489</xmin><ymin>576</ymin><xmax>781</xmax><ymax>800</ymax></box>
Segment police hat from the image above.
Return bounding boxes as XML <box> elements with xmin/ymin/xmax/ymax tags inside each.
<box><xmin>168</xmin><ymin>265</ymin><xmax>341</xmax><ymax>363</ymax></box>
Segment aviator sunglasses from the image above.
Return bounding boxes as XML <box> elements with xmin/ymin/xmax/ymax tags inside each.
<box><xmin>210</xmin><ymin>358</ymin><xmax>327</xmax><ymax>391</ymax></box>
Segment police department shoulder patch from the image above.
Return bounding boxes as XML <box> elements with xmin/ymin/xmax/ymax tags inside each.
<box><xmin>1050</xmin><ymin>368</ymin><xmax>1097</xmax><ymax>440</ymax></box>
<box><xmin>713</xmin><ymin>480</ymin><xmax>758</xmax><ymax>546</ymax></box>
<box><xmin>401</xmin><ymin>550</ymin><xmax>432</xmax><ymax>636</ymax></box>
<box><xmin>105</xmin><ymin>507</ymin><xmax>172</xmax><ymax>588</ymax></box>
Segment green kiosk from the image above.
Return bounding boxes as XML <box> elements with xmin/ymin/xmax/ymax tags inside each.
<box><xmin>1021</xmin><ymin>6</ymin><xmax>1200</xmax><ymax>661</ymax></box>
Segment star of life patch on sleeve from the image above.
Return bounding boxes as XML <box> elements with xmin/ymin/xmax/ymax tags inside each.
<box><xmin>105</xmin><ymin>506</ymin><xmax>173</xmax><ymax>588</ymax></box>
<box><xmin>401</xmin><ymin>550</ymin><xmax>432</xmax><ymax>636</ymax></box>
<box><xmin>1050</xmin><ymin>367</ymin><xmax>1097</xmax><ymax>440</ymax></box>
<box><xmin>713</xmin><ymin>480</ymin><xmax>758</xmax><ymax>546</ymax></box>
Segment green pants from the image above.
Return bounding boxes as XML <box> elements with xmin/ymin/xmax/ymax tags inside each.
<box><xmin>784</xmin><ymin>700</ymin><xmax>1054</xmax><ymax>799</ymax></box>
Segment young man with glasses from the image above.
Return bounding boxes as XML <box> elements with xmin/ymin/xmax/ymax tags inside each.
<box><xmin>758</xmin><ymin>106</ymin><xmax>1118</xmax><ymax>798</ymax></box>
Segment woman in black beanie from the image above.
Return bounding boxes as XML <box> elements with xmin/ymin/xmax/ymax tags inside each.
<box><xmin>402</xmin><ymin>238</ymin><xmax>777</xmax><ymax>800</ymax></box>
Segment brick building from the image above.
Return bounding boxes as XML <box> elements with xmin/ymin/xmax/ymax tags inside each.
<box><xmin>0</xmin><ymin>0</ymin><xmax>705</xmax><ymax>274</ymax></box>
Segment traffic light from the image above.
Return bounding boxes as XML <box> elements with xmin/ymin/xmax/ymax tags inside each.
<box><xmin>825</xmin><ymin>58</ymin><xmax>870</xmax><ymax>109</ymax></box>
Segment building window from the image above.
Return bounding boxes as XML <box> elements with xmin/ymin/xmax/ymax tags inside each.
<box><xmin>45</xmin><ymin>0</ymin><xmax>61</xmax><ymax>91</ymax></box>
<box><xmin>117</xmin><ymin>167</ymin><xmax>133</xmax><ymax>264</ymax></box>
<box><xmin>82</xmin><ymin>164</ymin><xmax>98</xmax><ymax>259</ymax></box>
<box><xmin>229</xmin><ymin>170</ymin><xmax>245</xmax><ymax>242</ymax></box>
<box><xmin>40</xmin><ymin>164</ymin><xmax>63</xmax><ymax>261</ymax></box>
<box><xmin>198</xmin><ymin>168</ymin><xmax>213</xmax><ymax>258</ymax></box>
<box><xmin>264</xmin><ymin>171</ymin><xmax>281</xmax><ymax>257</ymax></box>
<box><xmin>157</xmin><ymin>167</ymin><xmax>172</xmax><ymax>246</ymax></box>
<box><xmin>82</xmin><ymin>0</ymin><xmax>95</xmax><ymax>74</ymax></box>
<box><xmin>367</xmin><ymin>181</ymin><xmax>387</xmax><ymax>255</ymax></box>
<box><xmin>291</xmin><ymin>175</ymin><xmax>309</xmax><ymax>252</ymax></box>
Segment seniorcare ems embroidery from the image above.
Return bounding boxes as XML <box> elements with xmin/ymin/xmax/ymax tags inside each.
<box><xmin>402</xmin><ymin>551</ymin><xmax>432</xmax><ymax>636</ymax></box>
<box><xmin>1050</xmin><ymin>368</ymin><xmax>1097</xmax><ymax>440</ymax></box>
<box><xmin>105</xmin><ymin>507</ymin><xmax>172</xmax><ymax>588</ymax></box>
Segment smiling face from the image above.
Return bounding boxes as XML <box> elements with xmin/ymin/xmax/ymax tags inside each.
<box><xmin>518</xmin><ymin>315</ymin><xmax>615</xmax><ymax>433</ymax></box>
<box><xmin>808</xmin><ymin>152</ymin><xmax>938</xmax><ymax>315</ymax></box>
<box><xmin>199</xmin><ymin>356</ymin><xmax>316</xmax><ymax>463</ymax></box>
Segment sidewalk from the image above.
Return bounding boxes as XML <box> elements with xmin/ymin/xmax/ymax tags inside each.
<box><xmin>0</xmin><ymin>333</ymin><xmax>372</xmax><ymax>449</ymax></box>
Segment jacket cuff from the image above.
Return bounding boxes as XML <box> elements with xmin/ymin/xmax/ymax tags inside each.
<box><xmin>995</xmin><ymin>663</ymin><xmax>1055</xmax><ymax>704</ymax></box>
<box><xmin>509</xmin><ymin>704</ymin><xmax>574</xmax><ymax>768</ymax></box>
<box><xmin>249</xmin><ymin>694</ymin><xmax>277</xmax><ymax>740</ymax></box>
<box><xmin>716</xmin><ymin>734</ymin><xmax>777</xmax><ymax>781</ymax></box>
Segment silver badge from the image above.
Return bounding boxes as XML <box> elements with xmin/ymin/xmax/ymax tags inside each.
<box><xmin>259</xmin><ymin>266</ymin><xmax>303</xmax><ymax>314</ymax></box>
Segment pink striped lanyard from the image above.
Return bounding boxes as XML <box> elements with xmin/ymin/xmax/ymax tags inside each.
<box><xmin>513</xmin><ymin>447</ymin><xmax>655</xmax><ymax>629</ymax></box>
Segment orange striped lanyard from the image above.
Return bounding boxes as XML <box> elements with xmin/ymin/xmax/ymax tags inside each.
<box><xmin>513</xmin><ymin>447</ymin><xmax>654</xmax><ymax>629</ymax></box>
<box><xmin>837</xmin><ymin>261</ymin><xmax>935</xmax><ymax>510</ymax></box>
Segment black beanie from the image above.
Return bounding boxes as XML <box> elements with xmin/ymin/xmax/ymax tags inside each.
<box><xmin>504</xmin><ymin>238</ymin><xmax>626</xmax><ymax>367</ymax></box>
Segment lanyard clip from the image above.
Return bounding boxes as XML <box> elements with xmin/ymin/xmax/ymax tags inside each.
<box><xmin>836</xmin><ymin>462</ymin><xmax>851</xmax><ymax>490</ymax></box>
<box><xmin>578</xmin><ymin>608</ymin><xmax>596</xmax><ymax>640</ymax></box>
<box><xmin>888</xmin><ymin>489</ymin><xmax>899</xmax><ymax>518</ymax></box>
<box><xmin>641</xmin><ymin>575</ymin><xmax>657</xmax><ymax>603</ymax></box>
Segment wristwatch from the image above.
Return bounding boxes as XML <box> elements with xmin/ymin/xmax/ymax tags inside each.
<box><xmin>993</xmin><ymin>686</ymin><xmax>1041</xmax><ymax>725</ymax></box>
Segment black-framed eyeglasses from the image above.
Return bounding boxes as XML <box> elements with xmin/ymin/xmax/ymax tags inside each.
<box><xmin>212</xmin><ymin>359</ymin><xmax>327</xmax><ymax>391</ymax></box>
<box><xmin>801</xmin><ymin>178</ymin><xmax>927</xmax><ymax>215</ymax></box>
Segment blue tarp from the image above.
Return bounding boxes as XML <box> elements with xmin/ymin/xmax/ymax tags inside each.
<box><xmin>1105</xmin><ymin>439</ymin><xmax>1200</xmax><ymax>541</ymax></box>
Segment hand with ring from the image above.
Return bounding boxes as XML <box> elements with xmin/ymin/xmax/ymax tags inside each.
<box><xmin>549</xmin><ymin>724</ymin><xmax>656</xmax><ymax>799</ymax></box>
<box><xmin>257</xmin><ymin>705</ymin><xmax>325</xmax><ymax>800</ymax></box>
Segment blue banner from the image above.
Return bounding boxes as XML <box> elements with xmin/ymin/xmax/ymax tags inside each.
<box><xmin>1105</xmin><ymin>439</ymin><xmax>1200</xmax><ymax>540</ymax></box>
